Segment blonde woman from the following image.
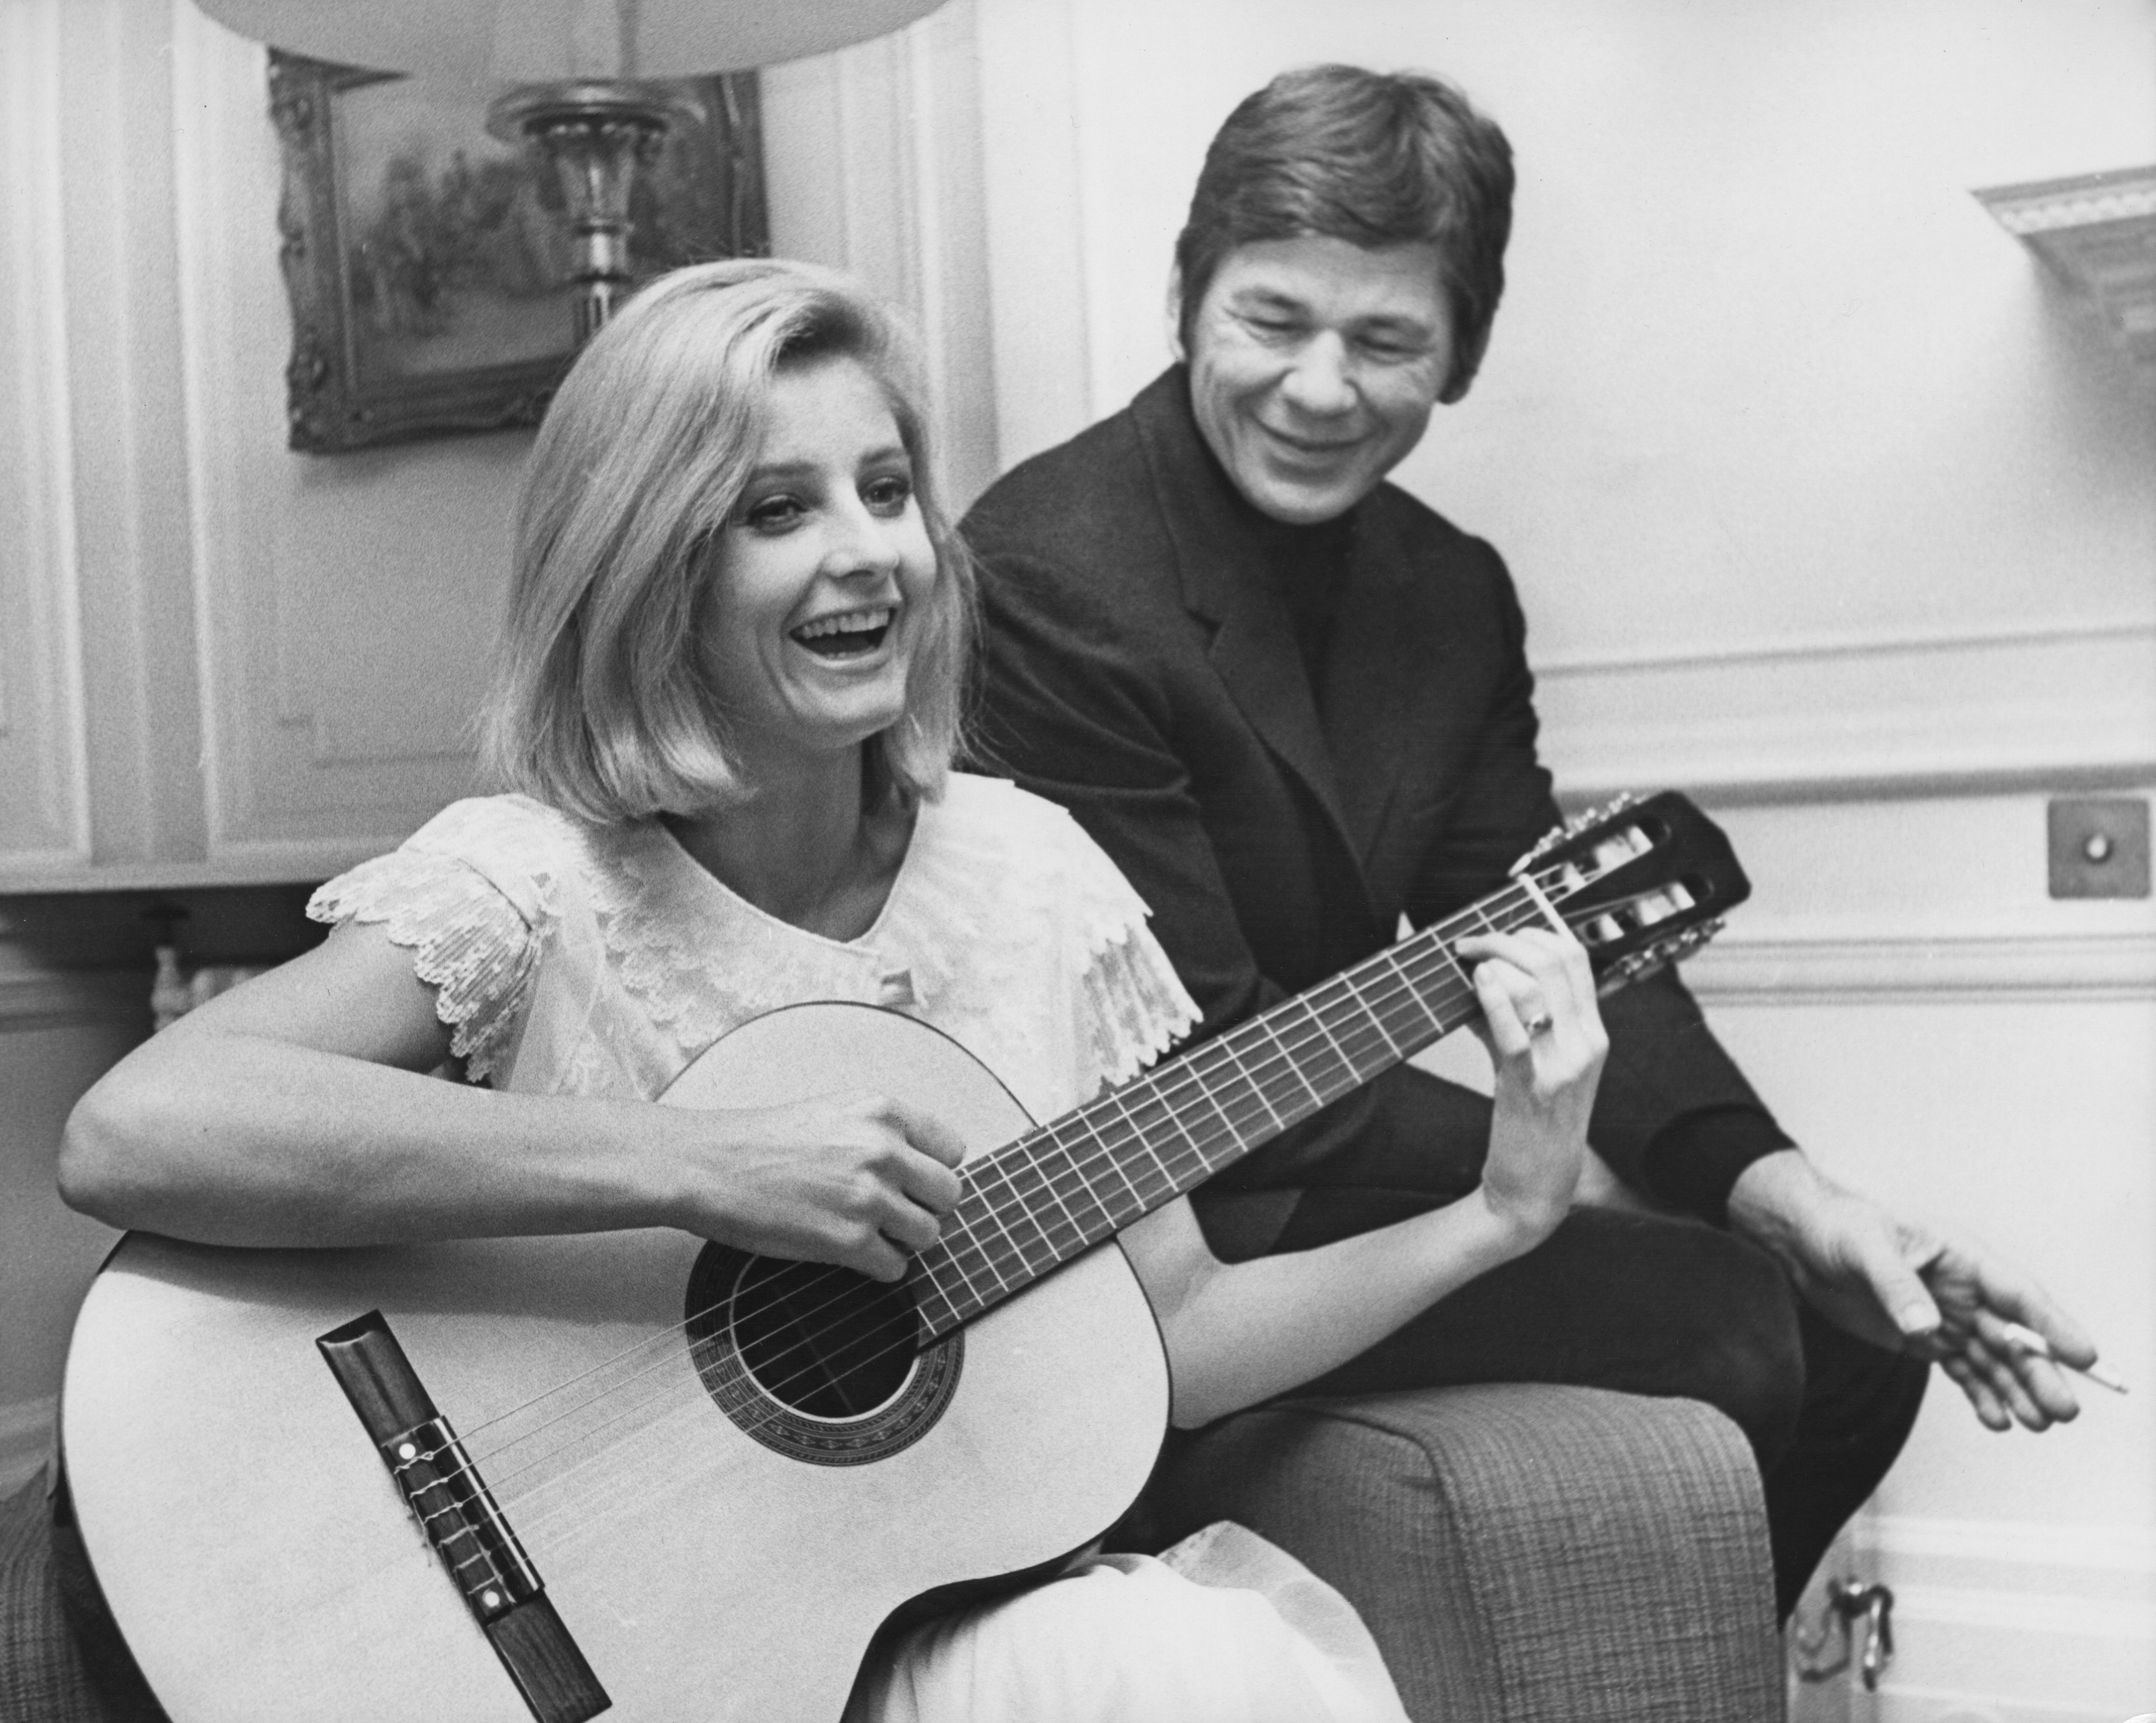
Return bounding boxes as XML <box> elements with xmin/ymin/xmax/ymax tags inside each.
<box><xmin>62</xmin><ymin>259</ymin><xmax>1605</xmax><ymax>1722</ymax></box>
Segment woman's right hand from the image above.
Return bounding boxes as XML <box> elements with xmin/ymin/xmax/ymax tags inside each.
<box><xmin>1455</xmin><ymin>926</ymin><xmax>1607</xmax><ymax>1247</ymax></box>
<box><xmin>674</xmin><ymin>1093</ymin><xmax>968</xmax><ymax>1282</ymax></box>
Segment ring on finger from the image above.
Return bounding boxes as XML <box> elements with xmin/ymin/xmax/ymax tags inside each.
<box><xmin>1521</xmin><ymin>1009</ymin><xmax>1555</xmax><ymax>1037</ymax></box>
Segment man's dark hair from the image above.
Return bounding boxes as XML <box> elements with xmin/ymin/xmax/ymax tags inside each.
<box><xmin>1174</xmin><ymin>64</ymin><xmax>1515</xmax><ymax>402</ymax></box>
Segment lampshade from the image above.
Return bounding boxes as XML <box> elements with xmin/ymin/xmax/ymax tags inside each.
<box><xmin>191</xmin><ymin>0</ymin><xmax>948</xmax><ymax>81</ymax></box>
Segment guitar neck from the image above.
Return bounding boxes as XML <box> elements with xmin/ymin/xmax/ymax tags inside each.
<box><xmin>907</xmin><ymin>874</ymin><xmax>1556</xmax><ymax>1339</ymax></box>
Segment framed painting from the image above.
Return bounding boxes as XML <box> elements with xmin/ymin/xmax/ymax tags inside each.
<box><xmin>268</xmin><ymin>52</ymin><xmax>768</xmax><ymax>453</ymax></box>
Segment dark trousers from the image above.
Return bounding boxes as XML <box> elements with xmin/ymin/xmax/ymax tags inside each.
<box><xmin>1192</xmin><ymin>1068</ymin><xmax>1932</xmax><ymax>1619</ymax></box>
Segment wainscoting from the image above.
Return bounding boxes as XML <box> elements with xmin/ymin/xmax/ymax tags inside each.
<box><xmin>1851</xmin><ymin>1514</ymin><xmax>2156</xmax><ymax>1722</ymax></box>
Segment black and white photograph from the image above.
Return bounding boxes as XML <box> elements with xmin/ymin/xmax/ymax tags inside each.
<box><xmin>1</xmin><ymin>3</ymin><xmax>2150</xmax><ymax>1721</ymax></box>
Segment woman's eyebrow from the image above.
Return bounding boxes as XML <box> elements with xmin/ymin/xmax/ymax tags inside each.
<box><xmin>741</xmin><ymin>458</ymin><xmax>819</xmax><ymax>485</ymax></box>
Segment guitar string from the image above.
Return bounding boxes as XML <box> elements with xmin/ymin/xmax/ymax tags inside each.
<box><xmin>387</xmin><ymin>858</ymin><xmax>1602</xmax><ymax>1569</ymax></box>
<box><xmin>461</xmin><ymin>896</ymin><xmax>1493</xmax><ymax>1448</ymax></box>
<box><xmin>387</xmin><ymin>852</ymin><xmax>1688</xmax><ymax>1579</ymax></box>
<box><xmin>450</xmin><ymin>898</ymin><xmax>1517</xmax><ymax>1523</ymax></box>
<box><xmin>483</xmin><ymin>898</ymin><xmax>1636</xmax><ymax>1560</ymax></box>
<box><xmin>392</xmin><ymin>849</ymin><xmax>1647</xmax><ymax>1561</ymax></box>
<box><xmin>471</xmin><ymin>938</ymin><xmax>1496</xmax><ymax>1521</ymax></box>
<box><xmin>449</xmin><ymin>863</ymin><xmax>1601</xmax><ymax>1526</ymax></box>
<box><xmin>398</xmin><ymin>862</ymin><xmax>1590</xmax><ymax>1537</ymax></box>
<box><xmin>478</xmin><ymin>870</ymin><xmax>1533</xmax><ymax>1432</ymax></box>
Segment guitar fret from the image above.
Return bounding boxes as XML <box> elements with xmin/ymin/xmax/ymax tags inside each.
<box><xmin>910</xmin><ymin>1261</ymin><xmax>964</xmax><ymax>1335</ymax></box>
<box><xmin>1410</xmin><ymin>942</ymin><xmax>1483</xmax><ymax>1028</ymax></box>
<box><xmin>1145</xmin><ymin>1061</ymin><xmax>1237</xmax><ymax>1172</ymax></box>
<box><xmin>1257</xmin><ymin>1016</ymin><xmax>1328</xmax><ymax>1111</ymax></box>
<box><xmin>996</xmin><ymin>1152</ymin><xmax>1089</xmax><ymax>1261</ymax></box>
<box><xmin>1372</xmin><ymin>948</ymin><xmax>1445</xmax><ymax>1043</ymax></box>
<box><xmin>1150</xmin><ymin>1065</ymin><xmax>1224</xmax><ymax>1170</ymax></box>
<box><xmin>1096</xmin><ymin>1091</ymin><xmax>1181</xmax><ymax>1213</ymax></box>
<box><xmin>1422</xmin><ymin>935</ymin><xmax>1475</xmax><ymax>1004</ymax></box>
<box><xmin>1040</xmin><ymin>1150</ymin><xmax>1119</xmax><ymax>1242</ymax></box>
<box><xmin>1194</xmin><ymin>1038</ymin><xmax>1285</xmax><ymax>1143</ymax></box>
<box><xmin>1108</xmin><ymin>1085</ymin><xmax>1205</xmax><ymax>1194</ymax></box>
<box><xmin>932</xmin><ymin>1211</ymin><xmax>1002</xmax><ymax>1310</ymax></box>
<box><xmin>1319</xmin><ymin>986</ymin><xmax>1395</xmax><ymax>1076</ymax></box>
<box><xmin>967</xmin><ymin>1156</ymin><xmax>1057</xmax><ymax>1272</ymax></box>
<box><xmin>1283</xmin><ymin>998</ymin><xmax>1360</xmax><ymax>1099</ymax></box>
<box><xmin>1171</xmin><ymin>1050</ymin><xmax>1259</xmax><ymax>1166</ymax></box>
<box><xmin>946</xmin><ymin>1194</ymin><xmax>1011</xmax><ymax>1282</ymax></box>
<box><xmin>1341</xmin><ymin>971</ymin><xmax>1408</xmax><ymax>1059</ymax></box>
<box><xmin>1052</xmin><ymin>1115</ymin><xmax>1126</xmax><ymax>1225</ymax></box>
<box><xmin>1233</xmin><ymin>1041</ymin><xmax>1293</xmax><ymax>1133</ymax></box>
<box><xmin>923</xmin><ymin>1243</ymin><xmax>989</xmax><ymax>1327</ymax></box>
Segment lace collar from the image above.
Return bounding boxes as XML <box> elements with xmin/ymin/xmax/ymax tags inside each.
<box><xmin>578</xmin><ymin>778</ymin><xmax>1004</xmax><ymax>1055</ymax></box>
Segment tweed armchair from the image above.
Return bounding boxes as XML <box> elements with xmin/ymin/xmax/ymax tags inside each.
<box><xmin>1144</xmin><ymin>1383</ymin><xmax>1785</xmax><ymax>1722</ymax></box>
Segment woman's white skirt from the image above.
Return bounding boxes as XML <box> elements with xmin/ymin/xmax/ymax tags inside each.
<box><xmin>847</xmin><ymin>1520</ymin><xmax>1410</xmax><ymax>1723</ymax></box>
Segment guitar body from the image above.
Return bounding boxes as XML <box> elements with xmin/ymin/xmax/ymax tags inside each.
<box><xmin>62</xmin><ymin>1005</ymin><xmax>1171</xmax><ymax>1722</ymax></box>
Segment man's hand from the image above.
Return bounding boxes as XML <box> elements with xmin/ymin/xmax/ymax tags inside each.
<box><xmin>1726</xmin><ymin>1149</ymin><xmax>2102</xmax><ymax>1432</ymax></box>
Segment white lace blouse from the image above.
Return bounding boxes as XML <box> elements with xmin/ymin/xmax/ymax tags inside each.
<box><xmin>306</xmin><ymin>773</ymin><xmax>1198</xmax><ymax>1121</ymax></box>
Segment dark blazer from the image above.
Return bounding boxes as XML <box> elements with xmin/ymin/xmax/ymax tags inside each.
<box><xmin>965</xmin><ymin>367</ymin><xmax>1785</xmax><ymax>1209</ymax></box>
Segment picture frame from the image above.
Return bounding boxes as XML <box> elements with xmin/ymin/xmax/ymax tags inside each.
<box><xmin>267</xmin><ymin>52</ymin><xmax>768</xmax><ymax>454</ymax></box>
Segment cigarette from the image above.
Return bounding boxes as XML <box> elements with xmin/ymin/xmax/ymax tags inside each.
<box><xmin>1999</xmin><ymin>1321</ymin><xmax>2129</xmax><ymax>1395</ymax></box>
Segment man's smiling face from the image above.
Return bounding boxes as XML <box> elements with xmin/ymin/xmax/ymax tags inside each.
<box><xmin>1176</xmin><ymin>234</ymin><xmax>1456</xmax><ymax>524</ymax></box>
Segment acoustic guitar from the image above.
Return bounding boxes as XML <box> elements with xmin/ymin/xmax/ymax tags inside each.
<box><xmin>61</xmin><ymin>792</ymin><xmax>1747</xmax><ymax>1723</ymax></box>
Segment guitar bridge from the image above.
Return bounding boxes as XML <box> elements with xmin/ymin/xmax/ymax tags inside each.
<box><xmin>319</xmin><ymin>1311</ymin><xmax>610</xmax><ymax>1723</ymax></box>
<box><xmin>378</xmin><ymin>1412</ymin><xmax>540</xmax><ymax>1623</ymax></box>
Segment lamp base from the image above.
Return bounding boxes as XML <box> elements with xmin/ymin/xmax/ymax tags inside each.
<box><xmin>487</xmin><ymin>81</ymin><xmax>707</xmax><ymax>343</ymax></box>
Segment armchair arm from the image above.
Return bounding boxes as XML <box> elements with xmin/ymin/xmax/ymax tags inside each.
<box><xmin>1145</xmin><ymin>1384</ymin><xmax>1783</xmax><ymax>1723</ymax></box>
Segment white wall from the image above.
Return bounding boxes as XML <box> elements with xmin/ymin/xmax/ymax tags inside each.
<box><xmin>967</xmin><ymin>2</ymin><xmax>2156</xmax><ymax>1717</ymax></box>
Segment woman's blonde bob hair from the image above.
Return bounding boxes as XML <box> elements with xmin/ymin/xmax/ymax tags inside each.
<box><xmin>481</xmin><ymin>258</ymin><xmax>975</xmax><ymax>822</ymax></box>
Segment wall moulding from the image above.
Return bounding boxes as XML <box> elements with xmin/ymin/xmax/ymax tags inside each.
<box><xmin>1534</xmin><ymin>620</ymin><xmax>2156</xmax><ymax>806</ymax></box>
<box><xmin>0</xmin><ymin>0</ymin><xmax>92</xmax><ymax>876</ymax></box>
<box><xmin>1850</xmin><ymin>1513</ymin><xmax>2156</xmax><ymax>1721</ymax></box>
<box><xmin>1684</xmin><ymin>931</ymin><xmax>2156</xmax><ymax>1006</ymax></box>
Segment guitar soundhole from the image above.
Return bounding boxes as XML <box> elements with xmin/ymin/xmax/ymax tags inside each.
<box><xmin>684</xmin><ymin>1243</ymin><xmax>962</xmax><ymax>1465</ymax></box>
<box><xmin>733</xmin><ymin>1255</ymin><xmax>918</xmax><ymax>1416</ymax></box>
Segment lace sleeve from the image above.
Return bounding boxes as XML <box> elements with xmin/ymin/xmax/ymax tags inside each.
<box><xmin>306</xmin><ymin>800</ymin><xmax>550</xmax><ymax>1084</ymax></box>
<box><xmin>1058</xmin><ymin>815</ymin><xmax>1200</xmax><ymax>1096</ymax></box>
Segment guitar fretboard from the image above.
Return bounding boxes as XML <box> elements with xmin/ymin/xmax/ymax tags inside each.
<box><xmin>906</xmin><ymin>873</ymin><xmax>1559</xmax><ymax>1339</ymax></box>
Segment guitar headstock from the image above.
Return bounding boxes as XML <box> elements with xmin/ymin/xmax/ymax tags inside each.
<box><xmin>1512</xmin><ymin>791</ymin><xmax>1750</xmax><ymax>993</ymax></box>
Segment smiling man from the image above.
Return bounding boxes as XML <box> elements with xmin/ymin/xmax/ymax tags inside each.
<box><xmin>963</xmin><ymin>63</ymin><xmax>2099</xmax><ymax>1620</ymax></box>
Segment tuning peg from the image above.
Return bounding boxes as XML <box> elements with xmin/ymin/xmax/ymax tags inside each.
<box><xmin>1515</xmin><ymin>824</ymin><xmax>1568</xmax><ymax>870</ymax></box>
<box><xmin>1517</xmin><ymin>790</ymin><xmax>1648</xmax><ymax>872</ymax></box>
<box><xmin>1565</xmin><ymin>792</ymin><xmax>1642</xmax><ymax>842</ymax></box>
<box><xmin>1573</xmin><ymin>791</ymin><xmax>1640</xmax><ymax>835</ymax></box>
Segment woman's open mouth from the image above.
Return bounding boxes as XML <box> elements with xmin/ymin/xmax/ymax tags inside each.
<box><xmin>790</xmin><ymin>605</ymin><xmax>896</xmax><ymax>659</ymax></box>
